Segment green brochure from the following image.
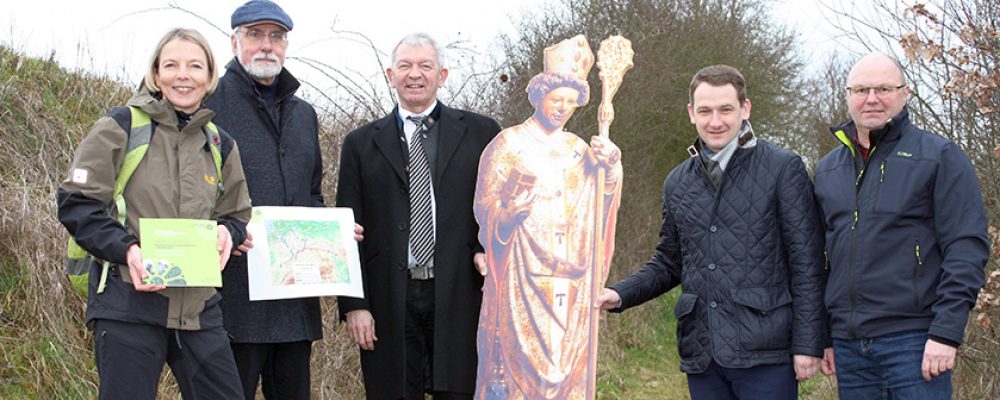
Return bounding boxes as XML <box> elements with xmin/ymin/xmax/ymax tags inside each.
<box><xmin>139</xmin><ymin>218</ymin><xmax>221</xmax><ymax>287</ymax></box>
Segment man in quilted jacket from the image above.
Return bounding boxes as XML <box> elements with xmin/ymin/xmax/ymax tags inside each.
<box><xmin>596</xmin><ymin>65</ymin><xmax>827</xmax><ymax>400</ymax></box>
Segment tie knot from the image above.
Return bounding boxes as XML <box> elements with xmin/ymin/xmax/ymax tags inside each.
<box><xmin>407</xmin><ymin>115</ymin><xmax>429</xmax><ymax>129</ymax></box>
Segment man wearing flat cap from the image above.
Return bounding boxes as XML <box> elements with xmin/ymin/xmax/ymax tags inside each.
<box><xmin>206</xmin><ymin>1</ymin><xmax>350</xmax><ymax>399</ymax></box>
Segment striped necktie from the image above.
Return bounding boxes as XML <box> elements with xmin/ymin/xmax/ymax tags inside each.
<box><xmin>406</xmin><ymin>115</ymin><xmax>434</xmax><ymax>265</ymax></box>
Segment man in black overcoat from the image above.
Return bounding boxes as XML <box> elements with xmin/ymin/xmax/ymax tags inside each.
<box><xmin>335</xmin><ymin>32</ymin><xmax>501</xmax><ymax>399</ymax></box>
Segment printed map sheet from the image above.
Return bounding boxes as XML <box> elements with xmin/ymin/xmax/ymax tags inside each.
<box><xmin>246</xmin><ymin>206</ymin><xmax>363</xmax><ymax>300</ymax></box>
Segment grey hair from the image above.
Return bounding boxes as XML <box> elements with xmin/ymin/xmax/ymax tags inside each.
<box><xmin>391</xmin><ymin>32</ymin><xmax>446</xmax><ymax>68</ymax></box>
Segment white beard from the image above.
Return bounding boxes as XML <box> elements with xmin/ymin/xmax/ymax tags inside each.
<box><xmin>236</xmin><ymin>40</ymin><xmax>282</xmax><ymax>80</ymax></box>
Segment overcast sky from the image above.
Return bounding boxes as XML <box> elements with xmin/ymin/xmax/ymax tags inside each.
<box><xmin>2</xmin><ymin>0</ymin><xmax>870</xmax><ymax>106</ymax></box>
<box><xmin>3</xmin><ymin>0</ymin><xmax>544</xmax><ymax>102</ymax></box>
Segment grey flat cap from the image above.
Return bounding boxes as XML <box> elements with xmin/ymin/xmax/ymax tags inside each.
<box><xmin>231</xmin><ymin>0</ymin><xmax>293</xmax><ymax>31</ymax></box>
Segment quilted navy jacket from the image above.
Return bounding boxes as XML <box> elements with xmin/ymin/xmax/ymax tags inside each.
<box><xmin>814</xmin><ymin>107</ymin><xmax>988</xmax><ymax>346</ymax></box>
<box><xmin>610</xmin><ymin>138</ymin><xmax>827</xmax><ymax>374</ymax></box>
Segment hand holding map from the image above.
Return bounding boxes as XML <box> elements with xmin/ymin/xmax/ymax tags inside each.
<box><xmin>245</xmin><ymin>206</ymin><xmax>364</xmax><ymax>301</ymax></box>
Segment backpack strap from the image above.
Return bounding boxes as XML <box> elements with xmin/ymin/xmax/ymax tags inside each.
<box><xmin>97</xmin><ymin>106</ymin><xmax>154</xmax><ymax>293</ymax></box>
<box><xmin>65</xmin><ymin>106</ymin><xmax>150</xmax><ymax>278</ymax></box>
<box><xmin>114</xmin><ymin>106</ymin><xmax>154</xmax><ymax>227</ymax></box>
<box><xmin>203</xmin><ymin>121</ymin><xmax>224</xmax><ymax>198</ymax></box>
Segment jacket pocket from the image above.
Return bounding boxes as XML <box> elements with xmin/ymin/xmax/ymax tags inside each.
<box><xmin>872</xmin><ymin>156</ymin><xmax>932</xmax><ymax>216</ymax></box>
<box><xmin>872</xmin><ymin>160</ymin><xmax>886</xmax><ymax>210</ymax></box>
<box><xmin>731</xmin><ymin>286</ymin><xmax>793</xmax><ymax>351</ymax></box>
<box><xmin>674</xmin><ymin>293</ymin><xmax>703</xmax><ymax>359</ymax></box>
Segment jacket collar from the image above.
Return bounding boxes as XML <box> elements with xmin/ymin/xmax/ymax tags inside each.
<box><xmin>435</xmin><ymin>105</ymin><xmax>467</xmax><ymax>182</ymax></box>
<box><xmin>396</xmin><ymin>102</ymin><xmax>442</xmax><ymax>134</ymax></box>
<box><xmin>372</xmin><ymin>102</ymin><xmax>466</xmax><ymax>184</ymax></box>
<box><xmin>223</xmin><ymin>58</ymin><xmax>300</xmax><ymax>103</ymax></box>
<box><xmin>128</xmin><ymin>89</ymin><xmax>215</xmax><ymax>130</ymax></box>
<box><xmin>686</xmin><ymin>120</ymin><xmax>756</xmax><ymax>159</ymax></box>
<box><xmin>830</xmin><ymin>106</ymin><xmax>912</xmax><ymax>158</ymax></box>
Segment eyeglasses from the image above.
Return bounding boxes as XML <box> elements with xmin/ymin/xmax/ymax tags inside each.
<box><xmin>845</xmin><ymin>84</ymin><xmax>906</xmax><ymax>98</ymax></box>
<box><xmin>240</xmin><ymin>28</ymin><xmax>288</xmax><ymax>45</ymax></box>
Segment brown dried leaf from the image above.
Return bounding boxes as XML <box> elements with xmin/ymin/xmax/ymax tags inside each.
<box><xmin>921</xmin><ymin>44</ymin><xmax>943</xmax><ymax>61</ymax></box>
<box><xmin>960</xmin><ymin>25</ymin><xmax>979</xmax><ymax>44</ymax></box>
<box><xmin>910</xmin><ymin>3</ymin><xmax>940</xmax><ymax>23</ymax></box>
<box><xmin>976</xmin><ymin>312</ymin><xmax>991</xmax><ymax>328</ymax></box>
<box><xmin>900</xmin><ymin>32</ymin><xmax>921</xmax><ymax>61</ymax></box>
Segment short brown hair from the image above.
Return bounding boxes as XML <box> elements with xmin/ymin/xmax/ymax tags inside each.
<box><xmin>689</xmin><ymin>65</ymin><xmax>747</xmax><ymax>105</ymax></box>
<box><xmin>143</xmin><ymin>28</ymin><xmax>219</xmax><ymax>95</ymax></box>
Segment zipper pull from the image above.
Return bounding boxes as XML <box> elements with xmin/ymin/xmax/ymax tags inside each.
<box><xmin>852</xmin><ymin>210</ymin><xmax>859</xmax><ymax>230</ymax></box>
<box><xmin>915</xmin><ymin>241</ymin><xmax>923</xmax><ymax>266</ymax></box>
<box><xmin>856</xmin><ymin>169</ymin><xmax>864</xmax><ymax>187</ymax></box>
<box><xmin>880</xmin><ymin>161</ymin><xmax>886</xmax><ymax>183</ymax></box>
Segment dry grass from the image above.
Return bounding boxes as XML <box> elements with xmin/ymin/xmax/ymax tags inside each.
<box><xmin>0</xmin><ymin>44</ymin><xmax>124</xmax><ymax>399</ymax></box>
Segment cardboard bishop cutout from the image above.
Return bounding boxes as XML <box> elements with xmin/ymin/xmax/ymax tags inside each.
<box><xmin>474</xmin><ymin>35</ymin><xmax>633</xmax><ymax>400</ymax></box>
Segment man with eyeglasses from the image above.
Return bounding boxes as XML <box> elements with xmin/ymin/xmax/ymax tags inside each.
<box><xmin>814</xmin><ymin>53</ymin><xmax>988</xmax><ymax>399</ymax></box>
<box><xmin>205</xmin><ymin>1</ymin><xmax>336</xmax><ymax>398</ymax></box>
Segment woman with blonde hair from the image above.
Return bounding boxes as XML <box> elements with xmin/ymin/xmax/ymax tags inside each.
<box><xmin>57</xmin><ymin>28</ymin><xmax>251</xmax><ymax>399</ymax></box>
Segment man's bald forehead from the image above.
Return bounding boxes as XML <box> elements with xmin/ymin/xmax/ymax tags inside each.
<box><xmin>849</xmin><ymin>53</ymin><xmax>906</xmax><ymax>83</ymax></box>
